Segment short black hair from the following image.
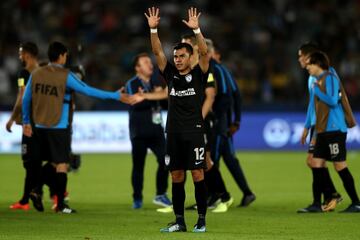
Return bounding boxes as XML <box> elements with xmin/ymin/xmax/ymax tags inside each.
<box><xmin>298</xmin><ymin>42</ymin><xmax>319</xmax><ymax>56</ymax></box>
<box><xmin>20</xmin><ymin>42</ymin><xmax>38</xmax><ymax>57</ymax></box>
<box><xmin>308</xmin><ymin>51</ymin><xmax>330</xmax><ymax>70</ymax></box>
<box><xmin>133</xmin><ymin>52</ymin><xmax>150</xmax><ymax>69</ymax></box>
<box><xmin>48</xmin><ymin>41</ymin><xmax>68</xmax><ymax>62</ymax></box>
<box><xmin>181</xmin><ymin>33</ymin><xmax>197</xmax><ymax>46</ymax></box>
<box><xmin>173</xmin><ymin>42</ymin><xmax>193</xmax><ymax>55</ymax></box>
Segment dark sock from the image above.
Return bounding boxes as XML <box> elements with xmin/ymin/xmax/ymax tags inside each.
<box><xmin>318</xmin><ymin>168</ymin><xmax>332</xmax><ymax>201</ymax></box>
<box><xmin>19</xmin><ymin>171</ymin><xmax>31</xmax><ymax>204</ymax></box>
<box><xmin>194</xmin><ymin>180</ymin><xmax>207</xmax><ymax>220</ymax></box>
<box><xmin>338</xmin><ymin>168</ymin><xmax>360</xmax><ymax>204</ymax></box>
<box><xmin>205</xmin><ymin>167</ymin><xmax>230</xmax><ymax>202</ymax></box>
<box><xmin>323</xmin><ymin>168</ymin><xmax>337</xmax><ymax>199</ymax></box>
<box><xmin>42</xmin><ymin>163</ymin><xmax>57</xmax><ymax>197</ymax></box>
<box><xmin>56</xmin><ymin>172</ymin><xmax>67</xmax><ymax>209</ymax></box>
<box><xmin>197</xmin><ymin>214</ymin><xmax>206</xmax><ymax>227</ymax></box>
<box><xmin>311</xmin><ymin>168</ymin><xmax>322</xmax><ymax>206</ymax></box>
<box><xmin>172</xmin><ymin>181</ymin><xmax>185</xmax><ymax>225</ymax></box>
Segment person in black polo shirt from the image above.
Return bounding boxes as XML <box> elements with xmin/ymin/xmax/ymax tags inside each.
<box><xmin>125</xmin><ymin>53</ymin><xmax>171</xmax><ymax>209</ymax></box>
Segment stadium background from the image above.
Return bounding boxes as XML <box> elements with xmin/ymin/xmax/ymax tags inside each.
<box><xmin>0</xmin><ymin>1</ymin><xmax>360</xmax><ymax>239</ymax></box>
<box><xmin>0</xmin><ymin>0</ymin><xmax>359</xmax><ymax>152</ymax></box>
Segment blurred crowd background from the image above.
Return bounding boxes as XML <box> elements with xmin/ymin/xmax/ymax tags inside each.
<box><xmin>0</xmin><ymin>0</ymin><xmax>359</xmax><ymax>111</ymax></box>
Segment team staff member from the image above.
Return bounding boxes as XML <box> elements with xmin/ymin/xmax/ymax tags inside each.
<box><xmin>145</xmin><ymin>7</ymin><xmax>209</xmax><ymax>232</ymax></box>
<box><xmin>210</xmin><ymin>45</ymin><xmax>256</xmax><ymax>208</ymax></box>
<box><xmin>6</xmin><ymin>42</ymin><xmax>42</xmax><ymax>211</ymax></box>
<box><xmin>125</xmin><ymin>53</ymin><xmax>171</xmax><ymax>209</ymax></box>
<box><xmin>304</xmin><ymin>51</ymin><xmax>359</xmax><ymax>213</ymax></box>
<box><xmin>297</xmin><ymin>43</ymin><xmax>341</xmax><ymax>213</ymax></box>
<box><xmin>22</xmin><ymin>41</ymin><xmax>132</xmax><ymax>213</ymax></box>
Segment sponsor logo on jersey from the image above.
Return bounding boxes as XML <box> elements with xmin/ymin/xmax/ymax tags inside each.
<box><xmin>185</xmin><ymin>74</ymin><xmax>192</xmax><ymax>83</ymax></box>
<box><xmin>169</xmin><ymin>87</ymin><xmax>196</xmax><ymax>97</ymax></box>
<box><xmin>195</xmin><ymin>161</ymin><xmax>203</xmax><ymax>165</ymax></box>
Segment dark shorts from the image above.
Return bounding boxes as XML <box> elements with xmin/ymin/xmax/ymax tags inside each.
<box><xmin>21</xmin><ymin>133</ymin><xmax>42</xmax><ymax>168</ymax></box>
<box><xmin>308</xmin><ymin>127</ymin><xmax>316</xmax><ymax>154</ymax></box>
<box><xmin>34</xmin><ymin>128</ymin><xmax>71</xmax><ymax>164</ymax></box>
<box><xmin>165</xmin><ymin>132</ymin><xmax>206</xmax><ymax>171</ymax></box>
<box><xmin>313</xmin><ymin>131</ymin><xmax>347</xmax><ymax>162</ymax></box>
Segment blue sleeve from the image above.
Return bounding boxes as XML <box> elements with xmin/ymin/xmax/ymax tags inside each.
<box><xmin>329</xmin><ymin>67</ymin><xmax>340</xmax><ymax>80</ymax></box>
<box><xmin>304</xmin><ymin>101</ymin><xmax>313</xmax><ymax>129</ymax></box>
<box><xmin>125</xmin><ymin>81</ymin><xmax>133</xmax><ymax>95</ymax></box>
<box><xmin>66</xmin><ymin>72</ymin><xmax>120</xmax><ymax>100</ymax></box>
<box><xmin>314</xmin><ymin>75</ymin><xmax>339</xmax><ymax>107</ymax></box>
<box><xmin>22</xmin><ymin>76</ymin><xmax>32</xmax><ymax>124</ymax></box>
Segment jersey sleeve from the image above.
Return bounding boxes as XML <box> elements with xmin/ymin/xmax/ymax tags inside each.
<box><xmin>159</xmin><ymin>62</ymin><xmax>174</xmax><ymax>84</ymax></box>
<box><xmin>66</xmin><ymin>72</ymin><xmax>120</xmax><ymax>100</ymax></box>
<box><xmin>22</xmin><ymin>76</ymin><xmax>33</xmax><ymax>124</ymax></box>
<box><xmin>314</xmin><ymin>75</ymin><xmax>339</xmax><ymax>107</ymax></box>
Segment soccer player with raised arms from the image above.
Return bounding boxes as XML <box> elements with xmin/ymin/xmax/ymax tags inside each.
<box><xmin>145</xmin><ymin>6</ymin><xmax>209</xmax><ymax>232</ymax></box>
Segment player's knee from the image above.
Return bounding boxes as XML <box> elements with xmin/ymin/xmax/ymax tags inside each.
<box><xmin>191</xmin><ymin>169</ymin><xmax>204</xmax><ymax>182</ymax></box>
<box><xmin>171</xmin><ymin>170</ymin><xmax>185</xmax><ymax>182</ymax></box>
<box><xmin>56</xmin><ymin>163</ymin><xmax>68</xmax><ymax>173</ymax></box>
<box><xmin>334</xmin><ymin>161</ymin><xmax>347</xmax><ymax>172</ymax></box>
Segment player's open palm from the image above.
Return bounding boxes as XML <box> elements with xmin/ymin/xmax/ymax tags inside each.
<box><xmin>145</xmin><ymin>7</ymin><xmax>160</xmax><ymax>29</ymax></box>
<box><xmin>182</xmin><ymin>7</ymin><xmax>201</xmax><ymax>29</ymax></box>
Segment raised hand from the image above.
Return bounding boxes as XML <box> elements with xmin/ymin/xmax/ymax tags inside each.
<box><xmin>144</xmin><ymin>6</ymin><xmax>160</xmax><ymax>29</ymax></box>
<box><xmin>182</xmin><ymin>7</ymin><xmax>201</xmax><ymax>29</ymax></box>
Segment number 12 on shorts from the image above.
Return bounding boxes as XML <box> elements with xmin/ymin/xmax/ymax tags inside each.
<box><xmin>329</xmin><ymin>143</ymin><xmax>339</xmax><ymax>155</ymax></box>
<box><xmin>194</xmin><ymin>147</ymin><xmax>205</xmax><ymax>160</ymax></box>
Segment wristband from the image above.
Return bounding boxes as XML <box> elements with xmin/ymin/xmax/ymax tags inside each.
<box><xmin>150</xmin><ymin>28</ymin><xmax>158</xmax><ymax>33</ymax></box>
<box><xmin>193</xmin><ymin>28</ymin><xmax>201</xmax><ymax>34</ymax></box>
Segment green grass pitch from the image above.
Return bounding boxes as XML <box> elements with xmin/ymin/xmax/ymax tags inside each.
<box><xmin>0</xmin><ymin>152</ymin><xmax>360</xmax><ymax>240</ymax></box>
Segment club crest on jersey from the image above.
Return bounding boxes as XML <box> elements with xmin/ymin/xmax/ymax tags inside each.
<box><xmin>165</xmin><ymin>155</ymin><xmax>170</xmax><ymax>166</ymax></box>
<box><xmin>185</xmin><ymin>74</ymin><xmax>192</xmax><ymax>83</ymax></box>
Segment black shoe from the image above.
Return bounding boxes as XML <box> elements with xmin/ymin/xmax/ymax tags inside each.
<box><xmin>29</xmin><ymin>191</ymin><xmax>44</xmax><ymax>212</ymax></box>
<box><xmin>239</xmin><ymin>194</ymin><xmax>256</xmax><ymax>207</ymax></box>
<box><xmin>160</xmin><ymin>222</ymin><xmax>187</xmax><ymax>232</ymax></box>
<box><xmin>207</xmin><ymin>194</ymin><xmax>221</xmax><ymax>209</ymax></box>
<box><xmin>297</xmin><ymin>204</ymin><xmax>323</xmax><ymax>213</ymax></box>
<box><xmin>340</xmin><ymin>203</ymin><xmax>360</xmax><ymax>213</ymax></box>
<box><xmin>56</xmin><ymin>204</ymin><xmax>77</xmax><ymax>214</ymax></box>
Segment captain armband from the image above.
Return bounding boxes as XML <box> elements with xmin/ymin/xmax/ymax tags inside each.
<box><xmin>18</xmin><ymin>78</ymin><xmax>25</xmax><ymax>87</ymax></box>
<box><xmin>207</xmin><ymin>73</ymin><xmax>214</xmax><ymax>83</ymax></box>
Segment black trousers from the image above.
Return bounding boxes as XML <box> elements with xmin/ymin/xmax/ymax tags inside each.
<box><xmin>131</xmin><ymin>133</ymin><xmax>168</xmax><ymax>201</ymax></box>
<box><xmin>211</xmin><ymin>134</ymin><xmax>252</xmax><ymax>196</ymax></box>
<box><xmin>20</xmin><ymin>134</ymin><xmax>43</xmax><ymax>202</ymax></box>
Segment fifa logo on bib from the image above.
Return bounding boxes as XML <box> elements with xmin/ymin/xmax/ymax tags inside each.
<box><xmin>185</xmin><ymin>74</ymin><xmax>192</xmax><ymax>83</ymax></box>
